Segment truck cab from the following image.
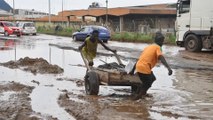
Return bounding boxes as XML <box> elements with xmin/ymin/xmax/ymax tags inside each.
<box><xmin>176</xmin><ymin>0</ymin><xmax>213</xmax><ymax>52</ymax></box>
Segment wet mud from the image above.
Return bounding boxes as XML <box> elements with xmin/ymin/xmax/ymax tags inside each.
<box><xmin>0</xmin><ymin>81</ymin><xmax>56</xmax><ymax>120</ymax></box>
<box><xmin>1</xmin><ymin>35</ymin><xmax>213</xmax><ymax>120</ymax></box>
<box><xmin>179</xmin><ymin>50</ymin><xmax>213</xmax><ymax>62</ymax></box>
<box><xmin>58</xmin><ymin>90</ymin><xmax>199</xmax><ymax>120</ymax></box>
<box><xmin>0</xmin><ymin>57</ymin><xmax>64</xmax><ymax>74</ymax></box>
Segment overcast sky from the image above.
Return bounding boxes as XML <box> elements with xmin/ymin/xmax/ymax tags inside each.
<box><xmin>5</xmin><ymin>0</ymin><xmax>177</xmax><ymax>14</ymax></box>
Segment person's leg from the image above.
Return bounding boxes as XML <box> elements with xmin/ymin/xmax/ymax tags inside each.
<box><xmin>82</xmin><ymin>51</ymin><xmax>94</xmax><ymax>67</ymax></box>
<box><xmin>133</xmin><ymin>72</ymin><xmax>155</xmax><ymax>100</ymax></box>
<box><xmin>141</xmin><ymin>72</ymin><xmax>156</xmax><ymax>94</ymax></box>
<box><xmin>132</xmin><ymin>73</ymin><xmax>149</xmax><ymax>100</ymax></box>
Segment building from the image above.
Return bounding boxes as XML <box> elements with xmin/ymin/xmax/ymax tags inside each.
<box><xmin>14</xmin><ymin>9</ymin><xmax>49</xmax><ymax>19</ymax></box>
<box><xmin>32</xmin><ymin>3</ymin><xmax>177</xmax><ymax>33</ymax></box>
<box><xmin>65</xmin><ymin>3</ymin><xmax>177</xmax><ymax>33</ymax></box>
<box><xmin>0</xmin><ymin>9</ymin><xmax>12</xmax><ymax>17</ymax></box>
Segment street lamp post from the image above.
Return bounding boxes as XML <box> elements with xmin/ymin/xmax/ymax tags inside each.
<box><xmin>106</xmin><ymin>0</ymin><xmax>108</xmax><ymax>26</ymax></box>
<box><xmin>32</xmin><ymin>9</ymin><xmax>34</xmax><ymax>22</ymax></box>
<box><xmin>13</xmin><ymin>0</ymin><xmax>15</xmax><ymax>21</ymax></box>
<box><xmin>62</xmin><ymin>0</ymin><xmax>64</xmax><ymax>26</ymax></box>
<box><xmin>48</xmin><ymin>0</ymin><xmax>51</xmax><ymax>24</ymax></box>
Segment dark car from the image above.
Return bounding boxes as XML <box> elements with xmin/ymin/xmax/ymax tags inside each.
<box><xmin>72</xmin><ymin>25</ymin><xmax>110</xmax><ymax>43</ymax></box>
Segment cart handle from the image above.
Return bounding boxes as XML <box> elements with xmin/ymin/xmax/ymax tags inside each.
<box><xmin>113</xmin><ymin>52</ymin><xmax>123</xmax><ymax>65</ymax></box>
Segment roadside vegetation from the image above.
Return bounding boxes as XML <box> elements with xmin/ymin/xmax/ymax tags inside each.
<box><xmin>37</xmin><ymin>26</ymin><xmax>176</xmax><ymax>45</ymax></box>
<box><xmin>37</xmin><ymin>25</ymin><xmax>74</xmax><ymax>37</ymax></box>
<box><xmin>111</xmin><ymin>32</ymin><xmax>176</xmax><ymax>44</ymax></box>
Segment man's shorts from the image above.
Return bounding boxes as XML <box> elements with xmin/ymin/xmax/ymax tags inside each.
<box><xmin>137</xmin><ymin>72</ymin><xmax>156</xmax><ymax>91</ymax></box>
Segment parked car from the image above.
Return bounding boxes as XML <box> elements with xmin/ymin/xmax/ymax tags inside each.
<box><xmin>16</xmin><ymin>22</ymin><xmax>37</xmax><ymax>35</ymax></box>
<box><xmin>72</xmin><ymin>25</ymin><xmax>110</xmax><ymax>43</ymax></box>
<box><xmin>0</xmin><ymin>21</ymin><xmax>22</xmax><ymax>37</ymax></box>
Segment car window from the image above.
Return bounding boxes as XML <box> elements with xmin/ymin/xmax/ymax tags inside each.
<box><xmin>4</xmin><ymin>22</ymin><xmax>15</xmax><ymax>27</ymax></box>
<box><xmin>84</xmin><ymin>27</ymin><xmax>90</xmax><ymax>32</ymax></box>
<box><xmin>80</xmin><ymin>27</ymin><xmax>90</xmax><ymax>32</ymax></box>
<box><xmin>79</xmin><ymin>28</ymin><xmax>85</xmax><ymax>32</ymax></box>
<box><xmin>25</xmin><ymin>23</ymin><xmax>35</xmax><ymax>27</ymax></box>
<box><xmin>92</xmin><ymin>26</ymin><xmax>109</xmax><ymax>33</ymax></box>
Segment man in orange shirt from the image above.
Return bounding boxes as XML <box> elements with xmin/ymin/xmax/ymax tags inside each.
<box><xmin>130</xmin><ymin>32</ymin><xmax>173</xmax><ymax>100</ymax></box>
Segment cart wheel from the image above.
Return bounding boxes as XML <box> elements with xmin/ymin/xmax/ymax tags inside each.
<box><xmin>131</xmin><ymin>85</ymin><xmax>140</xmax><ymax>95</ymax></box>
<box><xmin>84</xmin><ymin>71</ymin><xmax>99</xmax><ymax>95</ymax></box>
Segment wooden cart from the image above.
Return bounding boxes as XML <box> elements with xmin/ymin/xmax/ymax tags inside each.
<box><xmin>81</xmin><ymin>51</ymin><xmax>141</xmax><ymax>95</ymax></box>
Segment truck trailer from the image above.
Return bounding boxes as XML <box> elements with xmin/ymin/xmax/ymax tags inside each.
<box><xmin>176</xmin><ymin>0</ymin><xmax>213</xmax><ymax>52</ymax></box>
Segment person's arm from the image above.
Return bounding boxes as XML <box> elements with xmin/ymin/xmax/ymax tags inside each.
<box><xmin>78</xmin><ymin>41</ymin><xmax>86</xmax><ymax>51</ymax></box>
<box><xmin>98</xmin><ymin>40</ymin><xmax>116</xmax><ymax>53</ymax></box>
<box><xmin>159</xmin><ymin>55</ymin><xmax>173</xmax><ymax>75</ymax></box>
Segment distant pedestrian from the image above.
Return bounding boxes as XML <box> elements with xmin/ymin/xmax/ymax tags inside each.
<box><xmin>130</xmin><ymin>31</ymin><xmax>173</xmax><ymax>100</ymax></box>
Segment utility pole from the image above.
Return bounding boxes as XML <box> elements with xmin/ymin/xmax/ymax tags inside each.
<box><xmin>32</xmin><ymin>9</ymin><xmax>34</xmax><ymax>22</ymax></box>
<box><xmin>62</xmin><ymin>0</ymin><xmax>64</xmax><ymax>26</ymax></box>
<box><xmin>106</xmin><ymin>0</ymin><xmax>108</xmax><ymax>26</ymax></box>
<box><xmin>13</xmin><ymin>0</ymin><xmax>15</xmax><ymax>21</ymax></box>
<box><xmin>48</xmin><ymin>0</ymin><xmax>51</xmax><ymax>24</ymax></box>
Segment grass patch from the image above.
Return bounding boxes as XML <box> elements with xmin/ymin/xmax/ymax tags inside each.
<box><xmin>37</xmin><ymin>26</ymin><xmax>75</xmax><ymax>37</ymax></box>
<box><xmin>111</xmin><ymin>32</ymin><xmax>176</xmax><ymax>44</ymax></box>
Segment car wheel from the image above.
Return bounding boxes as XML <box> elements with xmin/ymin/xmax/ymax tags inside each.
<box><xmin>185</xmin><ymin>34</ymin><xmax>202</xmax><ymax>52</ymax></box>
<box><xmin>17</xmin><ymin>34</ymin><xmax>21</xmax><ymax>37</ymax></box>
<box><xmin>4</xmin><ymin>31</ymin><xmax>9</xmax><ymax>36</ymax></box>
<box><xmin>33</xmin><ymin>33</ymin><xmax>37</xmax><ymax>36</ymax></box>
<box><xmin>84</xmin><ymin>71</ymin><xmax>99</xmax><ymax>95</ymax></box>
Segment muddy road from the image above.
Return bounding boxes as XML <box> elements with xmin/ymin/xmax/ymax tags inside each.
<box><xmin>0</xmin><ymin>34</ymin><xmax>212</xmax><ymax>120</ymax></box>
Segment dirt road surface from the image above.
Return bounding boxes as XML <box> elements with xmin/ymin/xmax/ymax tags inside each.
<box><xmin>0</xmin><ymin>34</ymin><xmax>212</xmax><ymax>120</ymax></box>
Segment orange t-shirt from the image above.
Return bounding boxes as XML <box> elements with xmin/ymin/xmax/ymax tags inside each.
<box><xmin>136</xmin><ymin>44</ymin><xmax>162</xmax><ymax>74</ymax></box>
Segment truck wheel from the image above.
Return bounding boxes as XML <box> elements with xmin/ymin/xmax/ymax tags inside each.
<box><xmin>185</xmin><ymin>34</ymin><xmax>202</xmax><ymax>52</ymax></box>
<box><xmin>84</xmin><ymin>71</ymin><xmax>99</xmax><ymax>95</ymax></box>
<box><xmin>4</xmin><ymin>31</ymin><xmax>9</xmax><ymax>36</ymax></box>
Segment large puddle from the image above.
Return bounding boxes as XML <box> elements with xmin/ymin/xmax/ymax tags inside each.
<box><xmin>0</xmin><ymin>34</ymin><xmax>212</xmax><ymax>119</ymax></box>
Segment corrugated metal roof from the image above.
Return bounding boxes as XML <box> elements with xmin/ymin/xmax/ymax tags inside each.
<box><xmin>65</xmin><ymin>3</ymin><xmax>176</xmax><ymax>17</ymax></box>
<box><xmin>0</xmin><ymin>0</ymin><xmax>12</xmax><ymax>12</ymax></box>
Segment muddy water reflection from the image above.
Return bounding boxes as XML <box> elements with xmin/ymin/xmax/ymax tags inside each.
<box><xmin>0</xmin><ymin>35</ymin><xmax>212</xmax><ymax>119</ymax></box>
<box><xmin>0</xmin><ymin>36</ymin><xmax>78</xmax><ymax>119</ymax></box>
<box><xmin>173</xmin><ymin>69</ymin><xmax>213</xmax><ymax>119</ymax></box>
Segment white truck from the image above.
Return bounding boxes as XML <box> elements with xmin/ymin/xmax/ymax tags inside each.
<box><xmin>176</xmin><ymin>0</ymin><xmax>213</xmax><ymax>52</ymax></box>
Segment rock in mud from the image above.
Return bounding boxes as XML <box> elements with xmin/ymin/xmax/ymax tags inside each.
<box><xmin>0</xmin><ymin>57</ymin><xmax>64</xmax><ymax>74</ymax></box>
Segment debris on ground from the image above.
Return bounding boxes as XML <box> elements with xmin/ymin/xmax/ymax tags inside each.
<box><xmin>0</xmin><ymin>57</ymin><xmax>64</xmax><ymax>74</ymax></box>
<box><xmin>31</xmin><ymin>80</ymin><xmax>40</xmax><ymax>85</ymax></box>
<box><xmin>98</xmin><ymin>62</ymin><xmax>126</xmax><ymax>72</ymax></box>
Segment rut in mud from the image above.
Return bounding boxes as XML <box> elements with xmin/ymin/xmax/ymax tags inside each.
<box><xmin>0</xmin><ymin>81</ymin><xmax>56</xmax><ymax>120</ymax></box>
<box><xmin>0</xmin><ymin>57</ymin><xmax>64</xmax><ymax>74</ymax></box>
